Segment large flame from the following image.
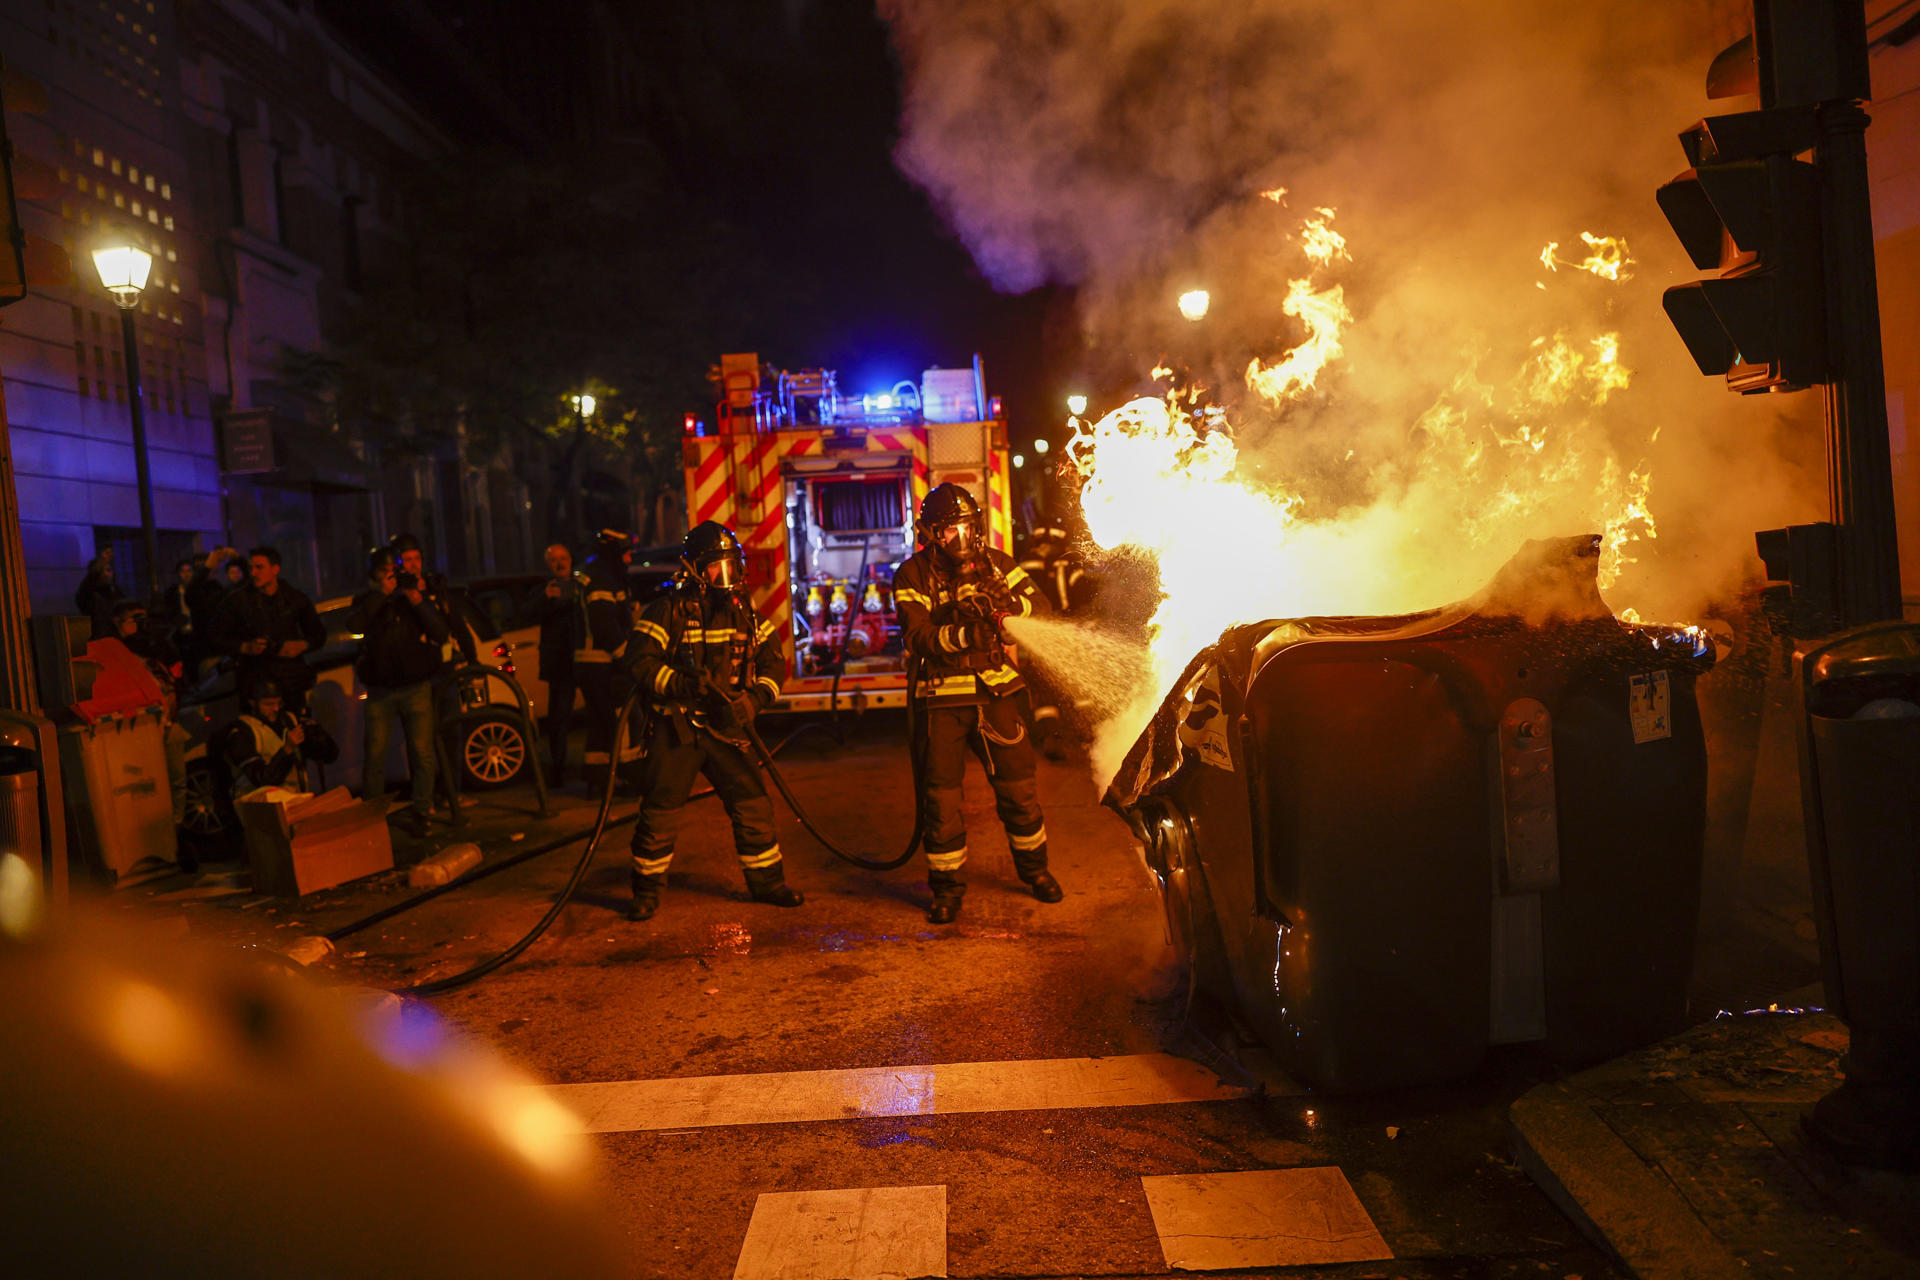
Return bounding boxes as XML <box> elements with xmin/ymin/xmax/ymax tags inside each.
<box><xmin>1067</xmin><ymin>205</ymin><xmax>1661</xmax><ymax>782</ymax></box>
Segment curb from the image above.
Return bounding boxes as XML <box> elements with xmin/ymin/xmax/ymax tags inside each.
<box><xmin>1510</xmin><ymin>1080</ymin><xmax>1746</xmax><ymax>1280</ymax></box>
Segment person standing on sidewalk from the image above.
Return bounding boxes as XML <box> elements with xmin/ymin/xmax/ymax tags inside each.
<box><xmin>519</xmin><ymin>542</ymin><xmax>585</xmax><ymax>787</ymax></box>
<box><xmin>347</xmin><ymin>550</ymin><xmax>450</xmax><ymax>840</ymax></box>
<box><xmin>74</xmin><ymin>550</ymin><xmax>126</xmax><ymax>638</ymax></box>
<box><xmin>575</xmin><ymin>529</ymin><xmax>637</xmax><ymax>779</ymax></box>
<box><xmin>389</xmin><ymin>532</ymin><xmax>476</xmax><ymax>666</ymax></box>
<box><xmin>208</xmin><ymin>546</ymin><xmax>326</xmax><ymax>713</ymax></box>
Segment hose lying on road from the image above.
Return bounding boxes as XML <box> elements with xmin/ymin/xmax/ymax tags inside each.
<box><xmin>385</xmin><ymin>685</ymin><xmax>648</xmax><ymax>996</ymax></box>
<box><xmin>325</xmin><ymin>700</ymin><xmax>885</xmax><ymax>994</ymax></box>
<box><xmin>707</xmin><ymin>670</ymin><xmax>924</xmax><ymax>872</ymax></box>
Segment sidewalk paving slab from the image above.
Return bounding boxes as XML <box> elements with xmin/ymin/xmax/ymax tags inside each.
<box><xmin>1511</xmin><ymin>1006</ymin><xmax>1920</xmax><ymax>1280</ymax></box>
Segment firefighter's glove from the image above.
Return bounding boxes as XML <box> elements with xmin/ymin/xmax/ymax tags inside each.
<box><xmin>661</xmin><ymin>666</ymin><xmax>700</xmax><ymax>699</ymax></box>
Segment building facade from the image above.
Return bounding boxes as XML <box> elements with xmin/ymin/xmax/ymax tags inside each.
<box><xmin>2</xmin><ymin>0</ymin><xmax>222</xmax><ymax>614</ymax></box>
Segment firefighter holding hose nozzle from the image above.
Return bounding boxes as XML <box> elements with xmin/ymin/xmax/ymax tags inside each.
<box><xmin>621</xmin><ymin>521</ymin><xmax>804</xmax><ymax>921</ymax></box>
<box><xmin>893</xmin><ymin>483</ymin><xmax>1062</xmax><ymax>923</ymax></box>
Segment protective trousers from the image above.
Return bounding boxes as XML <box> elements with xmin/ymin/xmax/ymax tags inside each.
<box><xmin>920</xmin><ymin>690</ymin><xmax>1048</xmax><ymax>892</ymax></box>
<box><xmin>578</xmin><ymin>664</ymin><xmax>638</xmax><ymax>770</ymax></box>
<box><xmin>629</xmin><ymin>721</ymin><xmax>787</xmax><ymax>895</ymax></box>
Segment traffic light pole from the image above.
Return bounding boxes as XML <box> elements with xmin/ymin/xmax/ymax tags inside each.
<box><xmin>1817</xmin><ymin>100</ymin><xmax>1902</xmax><ymax>625</ymax></box>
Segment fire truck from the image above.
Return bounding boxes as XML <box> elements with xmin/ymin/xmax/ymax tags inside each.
<box><xmin>682</xmin><ymin>352</ymin><xmax>1016</xmax><ymax>713</ymax></box>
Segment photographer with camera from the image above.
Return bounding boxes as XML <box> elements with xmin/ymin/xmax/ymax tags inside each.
<box><xmin>388</xmin><ymin>532</ymin><xmax>477</xmax><ymax>666</ymax></box>
<box><xmin>207</xmin><ymin>546</ymin><xmax>326</xmax><ymax>713</ymax></box>
<box><xmin>348</xmin><ymin>548</ymin><xmax>450</xmax><ymax>839</ymax></box>
<box><xmin>220</xmin><ymin>678</ymin><xmax>339</xmax><ymax>800</ymax></box>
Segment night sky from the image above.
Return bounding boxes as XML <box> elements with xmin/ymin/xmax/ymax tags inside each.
<box><xmin>321</xmin><ymin>0</ymin><xmax>1071</xmax><ymax>450</ymax></box>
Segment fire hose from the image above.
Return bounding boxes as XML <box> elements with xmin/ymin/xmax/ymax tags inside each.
<box><xmin>342</xmin><ymin>669</ymin><xmax>922</xmax><ymax>994</ymax></box>
<box><xmin>333</xmin><ymin>588</ymin><xmax>1014</xmax><ymax>990</ymax></box>
<box><xmin>700</xmin><ymin>669</ymin><xmax>923</xmax><ymax>872</ymax></box>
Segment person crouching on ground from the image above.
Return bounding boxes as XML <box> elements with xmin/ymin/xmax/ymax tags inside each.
<box><xmin>222</xmin><ymin>679</ymin><xmax>339</xmax><ymax>800</ymax></box>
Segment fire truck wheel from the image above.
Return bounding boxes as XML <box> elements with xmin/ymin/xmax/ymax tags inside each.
<box><xmin>457</xmin><ymin>712</ymin><xmax>529</xmax><ymax>791</ymax></box>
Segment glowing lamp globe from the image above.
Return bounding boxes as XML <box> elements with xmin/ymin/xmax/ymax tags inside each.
<box><xmin>1177</xmin><ymin>289</ymin><xmax>1211</xmax><ymax>322</ymax></box>
<box><xmin>93</xmin><ymin>245</ymin><xmax>153</xmax><ymax>306</ymax></box>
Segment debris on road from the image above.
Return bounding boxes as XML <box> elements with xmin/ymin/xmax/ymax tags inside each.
<box><xmin>282</xmin><ymin>935</ymin><xmax>334</xmax><ymax>966</ymax></box>
<box><xmin>407</xmin><ymin>842</ymin><xmax>483</xmax><ymax>888</ymax></box>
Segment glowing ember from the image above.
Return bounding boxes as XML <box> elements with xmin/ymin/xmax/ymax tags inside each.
<box><xmin>1260</xmin><ymin>186</ymin><xmax>1289</xmax><ymax>204</ymax></box>
<box><xmin>1539</xmin><ymin>231</ymin><xmax>1634</xmax><ymax>281</ymax></box>
<box><xmin>1298</xmin><ymin>208</ymin><xmax>1349</xmax><ymax>265</ymax></box>
<box><xmin>1177</xmin><ymin>289</ymin><xmax>1211</xmax><ymax>321</ymax></box>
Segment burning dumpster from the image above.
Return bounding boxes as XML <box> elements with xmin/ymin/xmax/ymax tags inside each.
<box><xmin>1110</xmin><ymin>535</ymin><xmax>1714</xmax><ymax>1092</ymax></box>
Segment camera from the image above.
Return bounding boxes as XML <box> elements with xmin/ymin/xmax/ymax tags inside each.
<box><xmin>395</xmin><ymin>568</ymin><xmax>420</xmax><ymax>592</ymax></box>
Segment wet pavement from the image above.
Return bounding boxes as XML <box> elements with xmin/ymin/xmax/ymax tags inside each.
<box><xmin>97</xmin><ymin>715</ymin><xmax>1633</xmax><ymax>1278</ymax></box>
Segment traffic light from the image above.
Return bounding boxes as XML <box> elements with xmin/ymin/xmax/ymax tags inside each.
<box><xmin>1656</xmin><ymin>107</ymin><xmax>1823</xmax><ymax>393</ymax></box>
<box><xmin>1</xmin><ymin>59</ymin><xmax>72</xmax><ymax>306</ymax></box>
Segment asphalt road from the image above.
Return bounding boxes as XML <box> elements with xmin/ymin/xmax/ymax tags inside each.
<box><xmin>125</xmin><ymin>715</ymin><xmax>1626</xmax><ymax>1279</ymax></box>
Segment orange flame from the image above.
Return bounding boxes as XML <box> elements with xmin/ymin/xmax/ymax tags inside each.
<box><xmin>1540</xmin><ymin>231</ymin><xmax>1634</xmax><ymax>281</ymax></box>
<box><xmin>1068</xmin><ymin>211</ymin><xmax>1660</xmax><ymax>782</ymax></box>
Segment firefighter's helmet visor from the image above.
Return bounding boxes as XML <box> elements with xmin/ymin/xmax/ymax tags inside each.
<box><xmin>703</xmin><ymin>553</ymin><xmax>745</xmax><ymax>589</ymax></box>
<box><xmin>932</xmin><ymin>520</ymin><xmax>981</xmax><ymax>555</ymax></box>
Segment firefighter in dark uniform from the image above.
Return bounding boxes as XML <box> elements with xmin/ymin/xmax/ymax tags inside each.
<box><xmin>893</xmin><ymin>483</ymin><xmax>1063</xmax><ymax>923</ymax></box>
<box><xmin>622</xmin><ymin>521</ymin><xmax>802</xmax><ymax>921</ymax></box>
<box><xmin>575</xmin><ymin>529</ymin><xmax>637</xmax><ymax>776</ymax></box>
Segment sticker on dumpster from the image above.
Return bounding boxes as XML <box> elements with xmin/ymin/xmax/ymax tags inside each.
<box><xmin>1629</xmin><ymin>670</ymin><xmax>1672</xmax><ymax>743</ymax></box>
<box><xmin>1177</xmin><ymin>666</ymin><xmax>1234</xmax><ymax>772</ymax></box>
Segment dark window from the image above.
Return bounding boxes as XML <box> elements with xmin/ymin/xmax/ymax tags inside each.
<box><xmin>270</xmin><ymin>149</ymin><xmax>288</xmax><ymax>248</ymax></box>
<box><xmin>340</xmin><ymin>195</ymin><xmax>362</xmax><ymax>290</ymax></box>
<box><xmin>225</xmin><ymin>127</ymin><xmax>244</xmax><ymax>228</ymax></box>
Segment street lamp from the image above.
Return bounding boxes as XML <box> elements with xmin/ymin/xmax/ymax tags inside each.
<box><xmin>571</xmin><ymin>393</ymin><xmax>596</xmax><ymax>419</ymax></box>
<box><xmin>1033</xmin><ymin>438</ymin><xmax>1051</xmax><ymax>455</ymax></box>
<box><xmin>1177</xmin><ymin>289</ymin><xmax>1211</xmax><ymax>322</ymax></box>
<box><xmin>1065</xmin><ymin>394</ymin><xmax>1088</xmax><ymax>417</ymax></box>
<box><xmin>92</xmin><ymin>243</ymin><xmax>158</xmax><ymax>600</ymax></box>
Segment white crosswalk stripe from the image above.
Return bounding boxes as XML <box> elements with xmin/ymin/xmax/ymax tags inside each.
<box><xmin>540</xmin><ymin>1052</ymin><xmax>1264</xmax><ymax>1134</ymax></box>
<box><xmin>733</xmin><ymin>1185</ymin><xmax>947</xmax><ymax>1280</ymax></box>
<box><xmin>1141</xmin><ymin>1167</ymin><xmax>1393</xmax><ymax>1269</ymax></box>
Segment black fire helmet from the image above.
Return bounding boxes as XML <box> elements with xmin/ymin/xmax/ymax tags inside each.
<box><xmin>916</xmin><ymin>482</ymin><xmax>984</xmax><ymax>560</ymax></box>
<box><xmin>681</xmin><ymin>520</ymin><xmax>746</xmax><ymax>591</ymax></box>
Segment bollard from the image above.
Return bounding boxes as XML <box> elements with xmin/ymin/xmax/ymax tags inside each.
<box><xmin>1793</xmin><ymin>622</ymin><xmax>1920</xmax><ymax>1168</ymax></box>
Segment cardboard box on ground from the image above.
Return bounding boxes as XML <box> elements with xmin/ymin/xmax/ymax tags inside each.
<box><xmin>237</xmin><ymin>786</ymin><xmax>393</xmax><ymax>897</ymax></box>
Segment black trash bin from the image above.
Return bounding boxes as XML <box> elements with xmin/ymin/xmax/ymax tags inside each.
<box><xmin>0</xmin><ymin>745</ymin><xmax>42</xmax><ymax>874</ymax></box>
<box><xmin>1795</xmin><ymin>622</ymin><xmax>1920</xmax><ymax>1164</ymax></box>
<box><xmin>1114</xmin><ymin>536</ymin><xmax>1715</xmax><ymax>1092</ymax></box>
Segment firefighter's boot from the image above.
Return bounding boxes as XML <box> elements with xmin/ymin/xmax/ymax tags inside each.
<box><xmin>1013</xmin><ymin>845</ymin><xmax>1064</xmax><ymax>904</ymax></box>
<box><xmin>626</xmin><ymin>872</ymin><xmax>664</xmax><ymax>922</ymax></box>
<box><xmin>743</xmin><ymin>863</ymin><xmax>804</xmax><ymax>908</ymax></box>
<box><xmin>927</xmin><ymin>871</ymin><xmax>966</xmax><ymax>924</ymax></box>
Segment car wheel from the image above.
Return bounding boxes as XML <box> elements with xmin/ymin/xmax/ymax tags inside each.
<box><xmin>179</xmin><ymin>760</ymin><xmax>230</xmax><ymax>837</ymax></box>
<box><xmin>458</xmin><ymin>712</ymin><xmax>528</xmax><ymax>790</ymax></box>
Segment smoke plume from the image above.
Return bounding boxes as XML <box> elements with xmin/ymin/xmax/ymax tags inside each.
<box><xmin>881</xmin><ymin>0</ymin><xmax>1825</xmax><ymax>775</ymax></box>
